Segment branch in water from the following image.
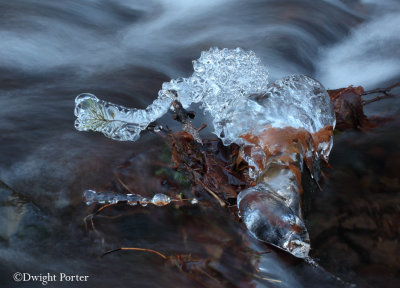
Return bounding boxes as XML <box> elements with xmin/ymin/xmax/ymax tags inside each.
<box><xmin>362</xmin><ymin>81</ymin><xmax>399</xmax><ymax>105</ymax></box>
<box><xmin>102</xmin><ymin>247</ymin><xmax>168</xmax><ymax>260</ymax></box>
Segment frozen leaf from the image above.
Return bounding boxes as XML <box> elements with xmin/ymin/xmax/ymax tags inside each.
<box><xmin>74</xmin><ymin>92</ymin><xmax>175</xmax><ymax>141</ymax></box>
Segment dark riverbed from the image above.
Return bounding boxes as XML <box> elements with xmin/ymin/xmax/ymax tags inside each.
<box><xmin>1</xmin><ymin>0</ymin><xmax>399</xmax><ymax>287</ymax></box>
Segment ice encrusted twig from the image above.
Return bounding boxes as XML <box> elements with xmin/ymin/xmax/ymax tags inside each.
<box><xmin>74</xmin><ymin>90</ymin><xmax>176</xmax><ymax>141</ymax></box>
<box><xmin>83</xmin><ymin>190</ymin><xmax>171</xmax><ymax>207</ymax></box>
<box><xmin>75</xmin><ymin>47</ymin><xmax>337</xmax><ymax>259</ymax></box>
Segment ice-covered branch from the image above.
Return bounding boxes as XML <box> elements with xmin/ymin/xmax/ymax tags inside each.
<box><xmin>74</xmin><ymin>91</ymin><xmax>176</xmax><ymax>141</ymax></box>
<box><xmin>83</xmin><ymin>190</ymin><xmax>171</xmax><ymax>207</ymax></box>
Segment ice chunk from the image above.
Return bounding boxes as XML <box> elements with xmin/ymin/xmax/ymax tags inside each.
<box><xmin>237</xmin><ymin>157</ymin><xmax>311</xmax><ymax>258</ymax></box>
<box><xmin>250</xmin><ymin>75</ymin><xmax>335</xmax><ymax>133</ymax></box>
<box><xmin>237</xmin><ymin>183</ymin><xmax>310</xmax><ymax>258</ymax></box>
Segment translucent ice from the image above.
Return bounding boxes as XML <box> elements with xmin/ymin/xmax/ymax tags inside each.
<box><xmin>83</xmin><ymin>190</ymin><xmax>171</xmax><ymax>207</ymax></box>
<box><xmin>74</xmin><ymin>48</ymin><xmax>271</xmax><ymax>143</ymax></box>
<box><xmin>237</xmin><ymin>183</ymin><xmax>310</xmax><ymax>258</ymax></box>
<box><xmin>74</xmin><ymin>91</ymin><xmax>176</xmax><ymax>141</ymax></box>
<box><xmin>236</xmin><ymin>124</ymin><xmax>336</xmax><ymax>258</ymax></box>
<box><xmin>151</xmin><ymin>193</ymin><xmax>171</xmax><ymax>206</ymax></box>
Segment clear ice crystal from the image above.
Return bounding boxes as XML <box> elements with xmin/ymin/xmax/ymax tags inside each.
<box><xmin>237</xmin><ymin>167</ymin><xmax>311</xmax><ymax>258</ymax></box>
<box><xmin>250</xmin><ymin>74</ymin><xmax>335</xmax><ymax>134</ymax></box>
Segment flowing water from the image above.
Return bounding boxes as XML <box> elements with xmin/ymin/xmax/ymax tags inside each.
<box><xmin>1</xmin><ymin>0</ymin><xmax>399</xmax><ymax>287</ymax></box>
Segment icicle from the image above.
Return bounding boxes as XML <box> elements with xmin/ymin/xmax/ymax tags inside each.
<box><xmin>83</xmin><ymin>190</ymin><xmax>171</xmax><ymax>207</ymax></box>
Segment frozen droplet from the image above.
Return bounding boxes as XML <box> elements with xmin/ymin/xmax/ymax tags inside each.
<box><xmin>190</xmin><ymin>198</ymin><xmax>199</xmax><ymax>205</ymax></box>
<box><xmin>140</xmin><ymin>198</ymin><xmax>150</xmax><ymax>207</ymax></box>
<box><xmin>151</xmin><ymin>193</ymin><xmax>171</xmax><ymax>206</ymax></box>
<box><xmin>83</xmin><ymin>190</ymin><xmax>97</xmax><ymax>205</ymax></box>
<box><xmin>154</xmin><ymin>125</ymin><xmax>162</xmax><ymax>133</ymax></box>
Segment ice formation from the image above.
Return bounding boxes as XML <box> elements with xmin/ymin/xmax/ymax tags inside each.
<box><xmin>75</xmin><ymin>47</ymin><xmax>336</xmax><ymax>258</ymax></box>
<box><xmin>83</xmin><ymin>190</ymin><xmax>171</xmax><ymax>207</ymax></box>
<box><xmin>75</xmin><ymin>47</ymin><xmax>271</xmax><ymax>142</ymax></box>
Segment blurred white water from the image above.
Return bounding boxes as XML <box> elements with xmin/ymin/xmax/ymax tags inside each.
<box><xmin>1</xmin><ymin>0</ymin><xmax>398</xmax><ymax>84</ymax></box>
<box><xmin>317</xmin><ymin>0</ymin><xmax>400</xmax><ymax>89</ymax></box>
<box><xmin>1</xmin><ymin>0</ymin><xmax>396</xmax><ymax>81</ymax></box>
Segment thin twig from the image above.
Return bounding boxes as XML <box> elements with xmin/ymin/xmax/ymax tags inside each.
<box><xmin>95</xmin><ymin>214</ymin><xmax>124</xmax><ymax>220</ymax></box>
<box><xmin>184</xmin><ymin>162</ymin><xmax>226</xmax><ymax>207</ymax></box>
<box><xmin>197</xmin><ymin>178</ymin><xmax>226</xmax><ymax>207</ymax></box>
<box><xmin>362</xmin><ymin>82</ymin><xmax>400</xmax><ymax>96</ymax></box>
<box><xmin>194</xmin><ymin>265</ymin><xmax>221</xmax><ymax>284</ymax></box>
<box><xmin>197</xmin><ymin>123</ymin><xmax>207</xmax><ymax>132</ymax></box>
<box><xmin>362</xmin><ymin>82</ymin><xmax>399</xmax><ymax>105</ymax></box>
<box><xmin>363</xmin><ymin>93</ymin><xmax>394</xmax><ymax>105</ymax></box>
<box><xmin>254</xmin><ymin>274</ymin><xmax>282</xmax><ymax>284</ymax></box>
<box><xmin>115</xmin><ymin>175</ymin><xmax>135</xmax><ymax>194</ymax></box>
<box><xmin>102</xmin><ymin>247</ymin><xmax>167</xmax><ymax>260</ymax></box>
<box><xmin>83</xmin><ymin>213</ymin><xmax>105</xmax><ymax>247</ymax></box>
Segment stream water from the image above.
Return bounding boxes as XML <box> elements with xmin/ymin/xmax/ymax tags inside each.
<box><xmin>1</xmin><ymin>0</ymin><xmax>399</xmax><ymax>287</ymax></box>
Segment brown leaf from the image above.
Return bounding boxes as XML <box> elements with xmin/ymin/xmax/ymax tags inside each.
<box><xmin>328</xmin><ymin>86</ymin><xmax>373</xmax><ymax>131</ymax></box>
